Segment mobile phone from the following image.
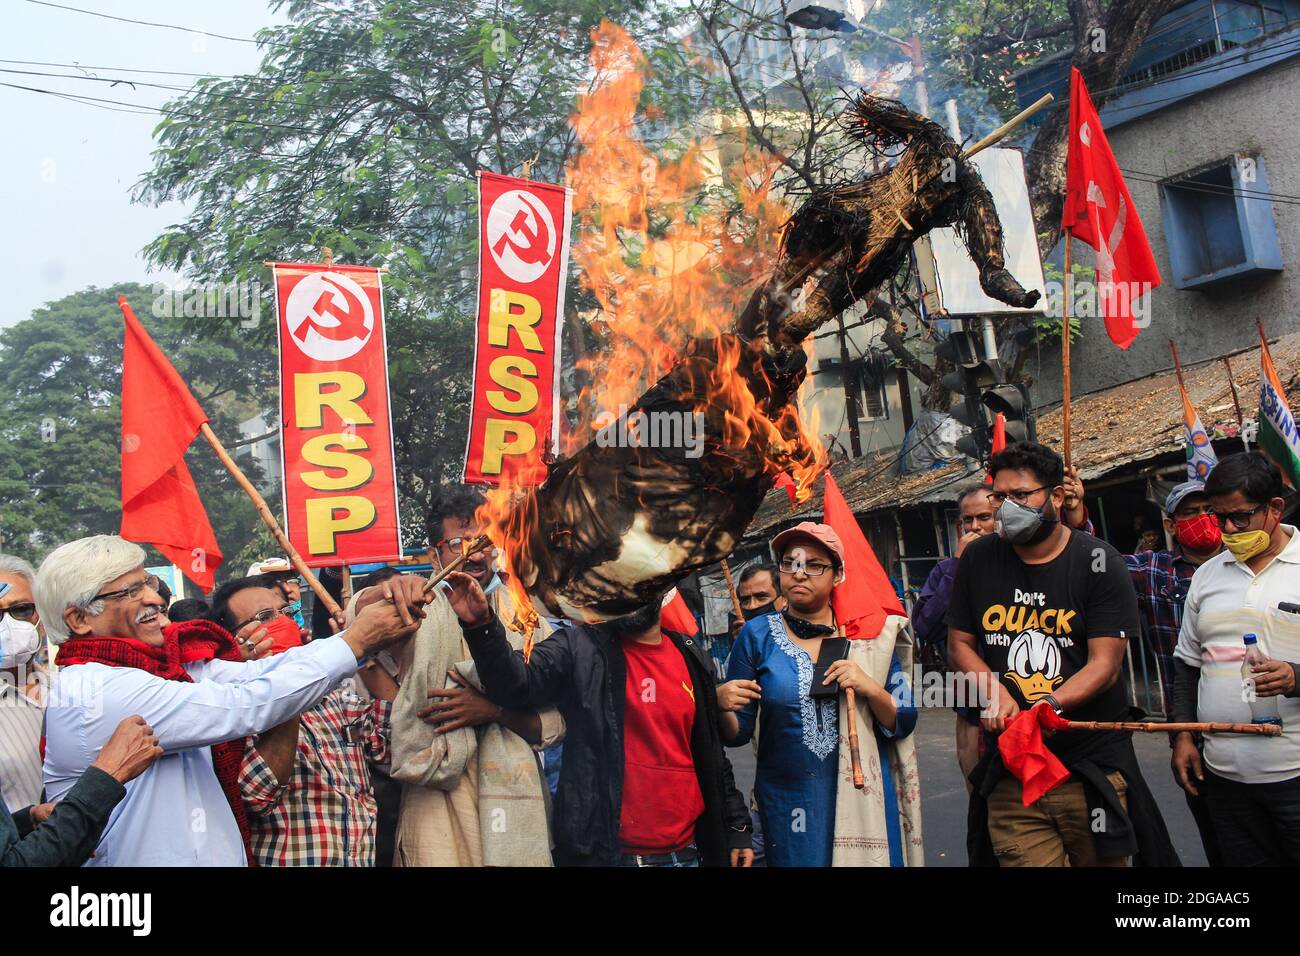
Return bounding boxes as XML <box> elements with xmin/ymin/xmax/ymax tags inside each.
<box><xmin>1278</xmin><ymin>602</ymin><xmax>1300</xmax><ymax>615</ymax></box>
<box><xmin>808</xmin><ymin>637</ymin><xmax>849</xmax><ymax>699</ymax></box>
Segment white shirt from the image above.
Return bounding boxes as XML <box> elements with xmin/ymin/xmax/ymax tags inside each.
<box><xmin>44</xmin><ymin>636</ymin><xmax>358</xmax><ymax>866</ymax></box>
<box><xmin>1175</xmin><ymin>524</ymin><xmax>1300</xmax><ymax>784</ymax></box>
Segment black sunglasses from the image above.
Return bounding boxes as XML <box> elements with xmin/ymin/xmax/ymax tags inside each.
<box><xmin>0</xmin><ymin>603</ymin><xmax>38</xmax><ymax>624</ymax></box>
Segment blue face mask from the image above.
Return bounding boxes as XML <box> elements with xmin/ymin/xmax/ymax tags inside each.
<box><xmin>286</xmin><ymin>600</ymin><xmax>305</xmax><ymax>628</ymax></box>
<box><xmin>483</xmin><ymin>574</ymin><xmax>503</xmax><ymax>596</ymax></box>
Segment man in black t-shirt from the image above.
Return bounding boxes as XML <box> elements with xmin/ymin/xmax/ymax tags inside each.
<box><xmin>948</xmin><ymin>442</ymin><xmax>1174</xmax><ymax>867</ymax></box>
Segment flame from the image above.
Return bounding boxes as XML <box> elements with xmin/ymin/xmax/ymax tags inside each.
<box><xmin>478</xmin><ymin>21</ymin><xmax>826</xmax><ymax>648</ymax></box>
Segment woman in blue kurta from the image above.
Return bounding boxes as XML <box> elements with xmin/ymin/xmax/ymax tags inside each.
<box><xmin>718</xmin><ymin>523</ymin><xmax>917</xmax><ymax>867</ymax></box>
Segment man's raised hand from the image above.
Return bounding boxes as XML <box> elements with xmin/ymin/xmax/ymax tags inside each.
<box><xmin>443</xmin><ymin>571</ymin><xmax>492</xmax><ymax>627</ymax></box>
<box><xmin>344</xmin><ymin>576</ymin><xmax>430</xmax><ymax>657</ymax></box>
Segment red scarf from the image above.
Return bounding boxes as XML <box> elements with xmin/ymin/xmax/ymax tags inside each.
<box><xmin>57</xmin><ymin>620</ymin><xmax>257</xmax><ymax>865</ymax></box>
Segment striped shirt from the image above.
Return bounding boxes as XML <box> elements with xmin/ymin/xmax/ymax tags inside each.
<box><xmin>239</xmin><ymin>686</ymin><xmax>391</xmax><ymax>866</ymax></box>
<box><xmin>0</xmin><ymin>678</ymin><xmax>45</xmax><ymax>810</ymax></box>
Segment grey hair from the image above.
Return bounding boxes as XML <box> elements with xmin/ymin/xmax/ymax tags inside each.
<box><xmin>35</xmin><ymin>535</ymin><xmax>146</xmax><ymax>644</ymax></box>
<box><xmin>0</xmin><ymin>554</ymin><xmax>36</xmax><ymax>585</ymax></box>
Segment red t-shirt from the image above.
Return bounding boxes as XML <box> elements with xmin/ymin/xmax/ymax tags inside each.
<box><xmin>619</xmin><ymin>637</ymin><xmax>705</xmax><ymax>854</ymax></box>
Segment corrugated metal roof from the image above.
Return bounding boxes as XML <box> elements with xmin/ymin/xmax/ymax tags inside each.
<box><xmin>747</xmin><ymin>331</ymin><xmax>1300</xmax><ymax>536</ymax></box>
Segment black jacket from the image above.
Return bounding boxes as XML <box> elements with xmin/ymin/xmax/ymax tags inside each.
<box><xmin>1</xmin><ymin>766</ymin><xmax>124</xmax><ymax>867</ymax></box>
<box><xmin>462</xmin><ymin>614</ymin><xmax>752</xmax><ymax>866</ymax></box>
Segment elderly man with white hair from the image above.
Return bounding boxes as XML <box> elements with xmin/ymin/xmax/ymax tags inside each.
<box><xmin>37</xmin><ymin>534</ymin><xmax>428</xmax><ymax>866</ymax></box>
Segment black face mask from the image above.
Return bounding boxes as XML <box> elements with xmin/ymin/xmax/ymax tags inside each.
<box><xmin>781</xmin><ymin>611</ymin><xmax>836</xmax><ymax>639</ymax></box>
<box><xmin>741</xmin><ymin>600</ymin><xmax>779</xmax><ymax>622</ymax></box>
<box><xmin>609</xmin><ymin>601</ymin><xmax>661</xmax><ymax>635</ymax></box>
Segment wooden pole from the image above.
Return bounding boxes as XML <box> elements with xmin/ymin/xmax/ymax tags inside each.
<box><xmin>845</xmin><ymin>688</ymin><xmax>865</xmax><ymax>789</ymax></box>
<box><xmin>1063</xmin><ymin>719</ymin><xmax>1281</xmax><ymax>736</ymax></box>
<box><xmin>1221</xmin><ymin>355</ymin><xmax>1249</xmax><ymax>451</ymax></box>
<box><xmin>961</xmin><ymin>94</ymin><xmax>1054</xmax><ymax>160</ymax></box>
<box><xmin>719</xmin><ymin>558</ymin><xmax>745</xmax><ymax>623</ymax></box>
<box><xmin>340</xmin><ymin>565</ymin><xmax>353</xmax><ymax>605</ymax></box>
<box><xmin>197</xmin><ymin>423</ymin><xmax>343</xmax><ymax>623</ymax></box>
<box><xmin>1061</xmin><ymin>228</ymin><xmax>1073</xmax><ymax>470</ymax></box>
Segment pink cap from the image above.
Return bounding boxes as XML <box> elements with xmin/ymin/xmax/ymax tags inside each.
<box><xmin>770</xmin><ymin>521</ymin><xmax>845</xmax><ymax>568</ymax></box>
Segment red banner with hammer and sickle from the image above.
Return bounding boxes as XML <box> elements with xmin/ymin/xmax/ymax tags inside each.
<box><xmin>272</xmin><ymin>262</ymin><xmax>402</xmax><ymax>566</ymax></box>
<box><xmin>463</xmin><ymin>171</ymin><xmax>571</xmax><ymax>485</ymax></box>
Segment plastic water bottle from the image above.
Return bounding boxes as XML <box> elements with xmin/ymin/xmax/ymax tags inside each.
<box><xmin>1242</xmin><ymin>634</ymin><xmax>1283</xmax><ymax>727</ymax></box>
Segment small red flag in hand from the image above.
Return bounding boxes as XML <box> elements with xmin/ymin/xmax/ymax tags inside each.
<box><xmin>1061</xmin><ymin>67</ymin><xmax>1161</xmax><ymax>350</ymax></box>
<box><xmin>823</xmin><ymin>473</ymin><xmax>904</xmax><ymax>640</ymax></box>
<box><xmin>119</xmin><ymin>296</ymin><xmax>223</xmax><ymax>591</ymax></box>
<box><xmin>998</xmin><ymin>702</ymin><xmax>1072</xmax><ymax>805</ymax></box>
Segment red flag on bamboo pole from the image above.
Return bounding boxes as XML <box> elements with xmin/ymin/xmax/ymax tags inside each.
<box><xmin>823</xmin><ymin>473</ymin><xmax>904</xmax><ymax>639</ymax></box>
<box><xmin>1061</xmin><ymin>67</ymin><xmax>1161</xmax><ymax>350</ymax></box>
<box><xmin>119</xmin><ymin>296</ymin><xmax>222</xmax><ymax>590</ymax></box>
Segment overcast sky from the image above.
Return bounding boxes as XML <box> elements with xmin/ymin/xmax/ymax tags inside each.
<box><xmin>2</xmin><ymin>0</ymin><xmax>286</xmax><ymax>327</ymax></box>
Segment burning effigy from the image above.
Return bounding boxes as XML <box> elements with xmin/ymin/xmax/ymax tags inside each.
<box><xmin>479</xmin><ymin>23</ymin><xmax>1040</xmax><ymax>632</ymax></box>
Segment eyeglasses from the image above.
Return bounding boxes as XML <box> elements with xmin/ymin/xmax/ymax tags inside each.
<box><xmin>234</xmin><ymin>604</ymin><xmax>295</xmax><ymax>633</ymax></box>
<box><xmin>778</xmin><ymin>559</ymin><xmax>834</xmax><ymax>577</ymax></box>
<box><xmin>989</xmin><ymin>485</ymin><xmax>1054</xmax><ymax>506</ymax></box>
<box><xmin>434</xmin><ymin>536</ymin><xmax>489</xmax><ymax>557</ymax></box>
<box><xmin>92</xmin><ymin>574</ymin><xmax>161</xmax><ymax>604</ymax></box>
<box><xmin>0</xmin><ymin>603</ymin><xmax>38</xmax><ymax>624</ymax></box>
<box><xmin>1211</xmin><ymin>504</ymin><xmax>1267</xmax><ymax>531</ymax></box>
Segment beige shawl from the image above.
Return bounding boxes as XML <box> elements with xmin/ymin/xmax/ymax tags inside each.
<box><xmin>831</xmin><ymin>614</ymin><xmax>925</xmax><ymax>867</ymax></box>
<box><xmin>381</xmin><ymin>584</ymin><xmax>563</xmax><ymax>867</ymax></box>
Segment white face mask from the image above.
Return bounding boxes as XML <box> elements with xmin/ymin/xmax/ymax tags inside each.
<box><xmin>0</xmin><ymin>616</ymin><xmax>40</xmax><ymax>670</ymax></box>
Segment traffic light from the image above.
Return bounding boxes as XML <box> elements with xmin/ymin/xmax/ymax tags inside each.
<box><xmin>936</xmin><ymin>331</ymin><xmax>1001</xmax><ymax>462</ymax></box>
<box><xmin>935</xmin><ymin>330</ymin><xmax>1035</xmax><ymax>463</ymax></box>
<box><xmin>982</xmin><ymin>383</ymin><xmax>1036</xmax><ymax>445</ymax></box>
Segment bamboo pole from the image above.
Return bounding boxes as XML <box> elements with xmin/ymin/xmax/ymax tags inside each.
<box><xmin>1221</xmin><ymin>355</ymin><xmax>1250</xmax><ymax>451</ymax></box>
<box><xmin>198</xmin><ymin>423</ymin><xmax>343</xmax><ymax>623</ymax></box>
<box><xmin>262</xmin><ymin>260</ymin><xmax>390</xmax><ymax>272</ymax></box>
<box><xmin>961</xmin><ymin>93</ymin><xmax>1054</xmax><ymax>160</ymax></box>
<box><xmin>1063</xmin><ymin>720</ymin><xmax>1281</xmax><ymax>736</ymax></box>
<box><xmin>845</xmin><ymin>688</ymin><xmax>865</xmax><ymax>789</ymax></box>
<box><xmin>340</xmin><ymin>565</ymin><xmax>353</xmax><ymax>605</ymax></box>
<box><xmin>1061</xmin><ymin>228</ymin><xmax>1073</xmax><ymax>470</ymax></box>
<box><xmin>719</xmin><ymin>558</ymin><xmax>745</xmax><ymax>624</ymax></box>
<box><xmin>423</xmin><ymin>535</ymin><xmax>490</xmax><ymax>596</ymax></box>
<box><xmin>1169</xmin><ymin>338</ymin><xmax>1189</xmax><ymax>393</ymax></box>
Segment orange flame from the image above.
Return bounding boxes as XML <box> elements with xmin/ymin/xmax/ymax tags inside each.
<box><xmin>478</xmin><ymin>21</ymin><xmax>826</xmax><ymax>645</ymax></box>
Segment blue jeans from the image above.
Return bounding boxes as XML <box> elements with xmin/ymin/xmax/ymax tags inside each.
<box><xmin>619</xmin><ymin>846</ymin><xmax>700</xmax><ymax>867</ymax></box>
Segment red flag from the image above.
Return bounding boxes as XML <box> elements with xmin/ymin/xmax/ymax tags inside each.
<box><xmin>773</xmin><ymin>472</ymin><xmax>798</xmax><ymax>509</ymax></box>
<box><xmin>1061</xmin><ymin>67</ymin><xmax>1161</xmax><ymax>350</ymax></box>
<box><xmin>119</xmin><ymin>296</ymin><xmax>222</xmax><ymax>591</ymax></box>
<box><xmin>823</xmin><ymin>473</ymin><xmax>904</xmax><ymax>639</ymax></box>
<box><xmin>659</xmin><ymin>588</ymin><xmax>700</xmax><ymax>637</ymax></box>
<box><xmin>998</xmin><ymin>703</ymin><xmax>1072</xmax><ymax>805</ymax></box>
